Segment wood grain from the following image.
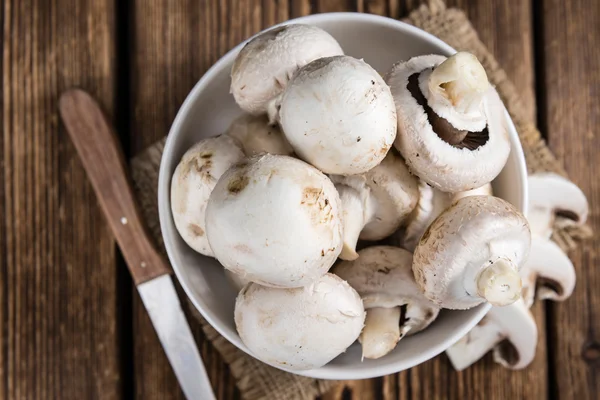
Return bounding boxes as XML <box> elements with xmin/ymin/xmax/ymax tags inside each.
<box><xmin>538</xmin><ymin>0</ymin><xmax>600</xmax><ymax>398</ymax></box>
<box><xmin>1</xmin><ymin>0</ymin><xmax>123</xmax><ymax>399</ymax></box>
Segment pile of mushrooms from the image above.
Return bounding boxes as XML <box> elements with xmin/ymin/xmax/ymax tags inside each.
<box><xmin>167</xmin><ymin>23</ymin><xmax>583</xmax><ymax>371</ymax></box>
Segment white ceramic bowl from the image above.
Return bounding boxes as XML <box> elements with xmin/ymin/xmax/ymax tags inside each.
<box><xmin>158</xmin><ymin>12</ymin><xmax>528</xmax><ymax>380</ymax></box>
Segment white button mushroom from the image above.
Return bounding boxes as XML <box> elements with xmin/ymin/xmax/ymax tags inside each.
<box><xmin>225</xmin><ymin>113</ymin><xmax>294</xmax><ymax>157</ymax></box>
<box><xmin>412</xmin><ymin>195</ymin><xmax>531</xmax><ymax>309</ymax></box>
<box><xmin>170</xmin><ymin>135</ymin><xmax>245</xmax><ymax>256</ymax></box>
<box><xmin>330</xmin><ymin>150</ymin><xmax>419</xmax><ymax>260</ymax></box>
<box><xmin>205</xmin><ymin>154</ymin><xmax>343</xmax><ymax>288</ymax></box>
<box><xmin>400</xmin><ymin>181</ymin><xmax>493</xmax><ymax>252</ymax></box>
<box><xmin>386</xmin><ymin>52</ymin><xmax>510</xmax><ymax>192</ymax></box>
<box><xmin>234</xmin><ymin>273</ymin><xmax>365</xmax><ymax>370</ymax></box>
<box><xmin>445</xmin><ymin>298</ymin><xmax>537</xmax><ymax>370</ymax></box>
<box><xmin>276</xmin><ymin>55</ymin><xmax>397</xmax><ymax>175</ymax></box>
<box><xmin>333</xmin><ymin>246</ymin><xmax>440</xmax><ymax>360</ymax></box>
<box><xmin>230</xmin><ymin>24</ymin><xmax>344</xmax><ymax>116</ymax></box>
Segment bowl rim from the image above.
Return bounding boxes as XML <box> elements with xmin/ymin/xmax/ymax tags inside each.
<box><xmin>157</xmin><ymin>11</ymin><xmax>529</xmax><ymax>380</ymax></box>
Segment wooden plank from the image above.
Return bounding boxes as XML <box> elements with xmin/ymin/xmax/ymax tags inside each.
<box><xmin>1</xmin><ymin>0</ymin><xmax>123</xmax><ymax>399</ymax></box>
<box><xmin>538</xmin><ymin>0</ymin><xmax>600</xmax><ymax>398</ymax></box>
<box><xmin>130</xmin><ymin>1</ymin><xmax>294</xmax><ymax>398</ymax></box>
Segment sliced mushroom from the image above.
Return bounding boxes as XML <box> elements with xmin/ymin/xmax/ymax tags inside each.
<box><xmin>386</xmin><ymin>52</ymin><xmax>510</xmax><ymax>192</ymax></box>
<box><xmin>401</xmin><ymin>181</ymin><xmax>492</xmax><ymax>251</ymax></box>
<box><xmin>445</xmin><ymin>298</ymin><xmax>537</xmax><ymax>370</ymax></box>
<box><xmin>276</xmin><ymin>55</ymin><xmax>397</xmax><ymax>175</ymax></box>
<box><xmin>330</xmin><ymin>150</ymin><xmax>419</xmax><ymax>260</ymax></box>
<box><xmin>230</xmin><ymin>24</ymin><xmax>343</xmax><ymax>116</ymax></box>
<box><xmin>170</xmin><ymin>135</ymin><xmax>245</xmax><ymax>256</ymax></box>
<box><xmin>225</xmin><ymin>113</ymin><xmax>294</xmax><ymax>157</ymax></box>
<box><xmin>520</xmin><ymin>238</ymin><xmax>576</xmax><ymax>308</ymax></box>
<box><xmin>519</xmin><ymin>172</ymin><xmax>587</xmax><ymax>307</ymax></box>
<box><xmin>205</xmin><ymin>154</ymin><xmax>343</xmax><ymax>288</ymax></box>
<box><xmin>412</xmin><ymin>195</ymin><xmax>531</xmax><ymax>309</ymax></box>
<box><xmin>333</xmin><ymin>246</ymin><xmax>440</xmax><ymax>359</ymax></box>
<box><xmin>234</xmin><ymin>273</ymin><xmax>365</xmax><ymax>370</ymax></box>
<box><xmin>528</xmin><ymin>172</ymin><xmax>589</xmax><ymax>239</ymax></box>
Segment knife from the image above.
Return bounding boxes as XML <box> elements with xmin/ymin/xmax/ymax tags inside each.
<box><xmin>58</xmin><ymin>88</ymin><xmax>217</xmax><ymax>400</ymax></box>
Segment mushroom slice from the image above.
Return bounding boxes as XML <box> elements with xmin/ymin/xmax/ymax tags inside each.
<box><xmin>333</xmin><ymin>246</ymin><xmax>440</xmax><ymax>359</ymax></box>
<box><xmin>230</xmin><ymin>24</ymin><xmax>343</xmax><ymax>116</ymax></box>
<box><xmin>445</xmin><ymin>298</ymin><xmax>537</xmax><ymax>370</ymax></box>
<box><xmin>205</xmin><ymin>154</ymin><xmax>343</xmax><ymax>288</ymax></box>
<box><xmin>225</xmin><ymin>113</ymin><xmax>294</xmax><ymax>157</ymax></box>
<box><xmin>277</xmin><ymin>55</ymin><xmax>397</xmax><ymax>175</ymax></box>
<box><xmin>520</xmin><ymin>237</ymin><xmax>576</xmax><ymax>308</ymax></box>
<box><xmin>401</xmin><ymin>181</ymin><xmax>492</xmax><ymax>252</ymax></box>
<box><xmin>170</xmin><ymin>135</ymin><xmax>245</xmax><ymax>256</ymax></box>
<box><xmin>528</xmin><ymin>172</ymin><xmax>589</xmax><ymax>239</ymax></box>
<box><xmin>413</xmin><ymin>195</ymin><xmax>531</xmax><ymax>309</ymax></box>
<box><xmin>330</xmin><ymin>150</ymin><xmax>419</xmax><ymax>260</ymax></box>
<box><xmin>234</xmin><ymin>273</ymin><xmax>365</xmax><ymax>371</ymax></box>
<box><xmin>386</xmin><ymin>52</ymin><xmax>510</xmax><ymax>192</ymax></box>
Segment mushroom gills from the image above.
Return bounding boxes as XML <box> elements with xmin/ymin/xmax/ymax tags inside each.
<box><xmin>407</xmin><ymin>72</ymin><xmax>489</xmax><ymax>150</ymax></box>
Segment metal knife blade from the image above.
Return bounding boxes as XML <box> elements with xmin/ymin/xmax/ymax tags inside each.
<box><xmin>58</xmin><ymin>88</ymin><xmax>216</xmax><ymax>400</ymax></box>
<box><xmin>138</xmin><ymin>276</ymin><xmax>216</xmax><ymax>400</ymax></box>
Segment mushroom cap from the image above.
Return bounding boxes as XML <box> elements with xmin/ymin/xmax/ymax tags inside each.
<box><xmin>279</xmin><ymin>55</ymin><xmax>397</xmax><ymax>175</ymax></box>
<box><xmin>402</xmin><ymin>182</ymin><xmax>493</xmax><ymax>251</ymax></box>
<box><xmin>230</xmin><ymin>24</ymin><xmax>343</xmax><ymax>115</ymax></box>
<box><xmin>170</xmin><ymin>135</ymin><xmax>245</xmax><ymax>256</ymax></box>
<box><xmin>386</xmin><ymin>55</ymin><xmax>510</xmax><ymax>192</ymax></box>
<box><xmin>528</xmin><ymin>172</ymin><xmax>589</xmax><ymax>239</ymax></box>
<box><xmin>446</xmin><ymin>298</ymin><xmax>537</xmax><ymax>370</ymax></box>
<box><xmin>205</xmin><ymin>154</ymin><xmax>343</xmax><ymax>288</ymax></box>
<box><xmin>333</xmin><ymin>246</ymin><xmax>440</xmax><ymax>335</ymax></box>
<box><xmin>225</xmin><ymin>113</ymin><xmax>294</xmax><ymax>157</ymax></box>
<box><xmin>331</xmin><ymin>149</ymin><xmax>419</xmax><ymax>242</ymax></box>
<box><xmin>413</xmin><ymin>195</ymin><xmax>531</xmax><ymax>309</ymax></box>
<box><xmin>520</xmin><ymin>237</ymin><xmax>576</xmax><ymax>308</ymax></box>
<box><xmin>234</xmin><ymin>273</ymin><xmax>365</xmax><ymax>371</ymax></box>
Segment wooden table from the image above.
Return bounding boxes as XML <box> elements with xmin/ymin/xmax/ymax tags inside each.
<box><xmin>2</xmin><ymin>0</ymin><xmax>598</xmax><ymax>399</ymax></box>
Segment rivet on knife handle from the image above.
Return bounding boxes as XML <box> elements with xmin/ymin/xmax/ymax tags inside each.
<box><xmin>58</xmin><ymin>88</ymin><xmax>171</xmax><ymax>285</ymax></box>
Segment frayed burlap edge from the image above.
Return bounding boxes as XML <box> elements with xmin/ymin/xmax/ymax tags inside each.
<box><xmin>129</xmin><ymin>1</ymin><xmax>592</xmax><ymax>399</ymax></box>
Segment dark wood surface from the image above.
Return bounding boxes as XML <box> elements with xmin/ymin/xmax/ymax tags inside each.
<box><xmin>1</xmin><ymin>0</ymin><xmax>598</xmax><ymax>399</ymax></box>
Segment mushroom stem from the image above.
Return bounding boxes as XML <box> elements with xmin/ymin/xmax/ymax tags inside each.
<box><xmin>359</xmin><ymin>307</ymin><xmax>401</xmax><ymax>360</ymax></box>
<box><xmin>428</xmin><ymin>52</ymin><xmax>489</xmax><ymax>114</ymax></box>
<box><xmin>476</xmin><ymin>259</ymin><xmax>522</xmax><ymax>306</ymax></box>
<box><xmin>336</xmin><ymin>184</ymin><xmax>374</xmax><ymax>261</ymax></box>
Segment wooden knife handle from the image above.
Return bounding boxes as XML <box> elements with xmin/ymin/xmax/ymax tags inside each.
<box><xmin>58</xmin><ymin>88</ymin><xmax>171</xmax><ymax>285</ymax></box>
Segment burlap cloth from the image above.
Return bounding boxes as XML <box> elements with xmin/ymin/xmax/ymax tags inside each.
<box><xmin>130</xmin><ymin>1</ymin><xmax>592</xmax><ymax>398</ymax></box>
